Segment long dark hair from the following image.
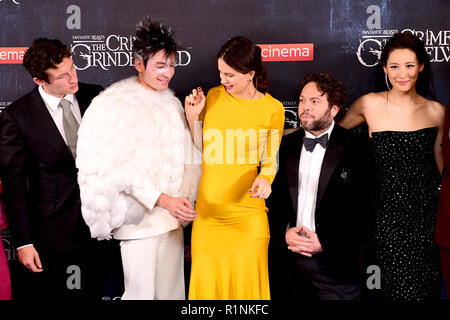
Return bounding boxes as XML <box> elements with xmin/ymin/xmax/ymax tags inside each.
<box><xmin>217</xmin><ymin>36</ymin><xmax>270</xmax><ymax>93</ymax></box>
<box><xmin>379</xmin><ymin>31</ymin><xmax>436</xmax><ymax>100</ymax></box>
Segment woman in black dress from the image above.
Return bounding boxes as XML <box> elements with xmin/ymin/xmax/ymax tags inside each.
<box><xmin>340</xmin><ymin>31</ymin><xmax>445</xmax><ymax>300</ymax></box>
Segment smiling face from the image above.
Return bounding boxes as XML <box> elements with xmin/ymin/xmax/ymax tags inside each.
<box><xmin>383</xmin><ymin>48</ymin><xmax>424</xmax><ymax>93</ymax></box>
<box><xmin>298</xmin><ymin>82</ymin><xmax>339</xmax><ymax>136</ymax></box>
<box><xmin>33</xmin><ymin>56</ymin><xmax>78</xmax><ymax>98</ymax></box>
<box><xmin>218</xmin><ymin>58</ymin><xmax>255</xmax><ymax>97</ymax></box>
<box><xmin>135</xmin><ymin>49</ymin><xmax>175</xmax><ymax>91</ymax></box>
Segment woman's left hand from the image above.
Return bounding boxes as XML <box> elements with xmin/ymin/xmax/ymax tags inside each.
<box><xmin>249</xmin><ymin>177</ymin><xmax>271</xmax><ymax>199</ymax></box>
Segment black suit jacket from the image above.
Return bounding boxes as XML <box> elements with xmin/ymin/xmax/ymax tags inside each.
<box><xmin>0</xmin><ymin>83</ymin><xmax>103</xmax><ymax>253</ymax></box>
<box><xmin>268</xmin><ymin>124</ymin><xmax>374</xmax><ymax>284</ymax></box>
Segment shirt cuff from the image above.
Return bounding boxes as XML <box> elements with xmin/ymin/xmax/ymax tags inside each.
<box><xmin>133</xmin><ymin>186</ymin><xmax>162</xmax><ymax>212</ymax></box>
<box><xmin>17</xmin><ymin>244</ymin><xmax>33</xmax><ymax>251</ymax></box>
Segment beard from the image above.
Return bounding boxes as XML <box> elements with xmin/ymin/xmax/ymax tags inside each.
<box><xmin>299</xmin><ymin>107</ymin><xmax>333</xmax><ymax>133</ymax></box>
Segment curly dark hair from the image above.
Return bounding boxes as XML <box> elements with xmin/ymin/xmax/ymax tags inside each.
<box><xmin>132</xmin><ymin>16</ymin><xmax>179</xmax><ymax>66</ymax></box>
<box><xmin>22</xmin><ymin>38</ymin><xmax>72</xmax><ymax>83</ymax></box>
<box><xmin>217</xmin><ymin>36</ymin><xmax>270</xmax><ymax>93</ymax></box>
<box><xmin>296</xmin><ymin>72</ymin><xmax>348</xmax><ymax>122</ymax></box>
<box><xmin>378</xmin><ymin>31</ymin><xmax>435</xmax><ymax>100</ymax></box>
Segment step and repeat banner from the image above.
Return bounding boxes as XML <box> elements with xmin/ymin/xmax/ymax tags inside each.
<box><xmin>1</xmin><ymin>0</ymin><xmax>449</xmax><ymax>299</ymax></box>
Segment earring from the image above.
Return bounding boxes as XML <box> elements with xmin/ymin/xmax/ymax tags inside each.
<box><xmin>385</xmin><ymin>73</ymin><xmax>391</xmax><ymax>91</ymax></box>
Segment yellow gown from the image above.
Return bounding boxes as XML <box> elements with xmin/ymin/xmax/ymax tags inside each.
<box><xmin>188</xmin><ymin>85</ymin><xmax>285</xmax><ymax>300</ymax></box>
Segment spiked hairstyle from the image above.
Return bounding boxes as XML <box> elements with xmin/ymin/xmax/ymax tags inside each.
<box><xmin>132</xmin><ymin>17</ymin><xmax>179</xmax><ymax>66</ymax></box>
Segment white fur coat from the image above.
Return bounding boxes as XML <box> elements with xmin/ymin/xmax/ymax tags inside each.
<box><xmin>76</xmin><ymin>77</ymin><xmax>201</xmax><ymax>240</ymax></box>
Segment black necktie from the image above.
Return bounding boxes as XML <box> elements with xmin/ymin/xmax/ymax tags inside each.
<box><xmin>303</xmin><ymin>134</ymin><xmax>329</xmax><ymax>152</ymax></box>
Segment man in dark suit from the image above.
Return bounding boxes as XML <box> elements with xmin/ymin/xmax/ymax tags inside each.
<box><xmin>0</xmin><ymin>38</ymin><xmax>105</xmax><ymax>299</ymax></box>
<box><xmin>436</xmin><ymin>102</ymin><xmax>450</xmax><ymax>299</ymax></box>
<box><xmin>268</xmin><ymin>72</ymin><xmax>373</xmax><ymax>300</ymax></box>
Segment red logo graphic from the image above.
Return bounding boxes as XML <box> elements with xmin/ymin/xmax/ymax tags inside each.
<box><xmin>258</xmin><ymin>43</ymin><xmax>314</xmax><ymax>62</ymax></box>
<box><xmin>0</xmin><ymin>47</ymin><xmax>28</xmax><ymax>64</ymax></box>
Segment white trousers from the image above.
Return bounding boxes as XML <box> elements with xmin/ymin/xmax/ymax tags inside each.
<box><xmin>120</xmin><ymin>228</ymin><xmax>185</xmax><ymax>300</ymax></box>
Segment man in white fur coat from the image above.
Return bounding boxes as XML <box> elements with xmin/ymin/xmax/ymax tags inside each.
<box><xmin>76</xmin><ymin>17</ymin><xmax>201</xmax><ymax>300</ymax></box>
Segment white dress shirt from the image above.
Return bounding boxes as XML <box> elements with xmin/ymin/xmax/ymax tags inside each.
<box><xmin>38</xmin><ymin>85</ymin><xmax>81</xmax><ymax>144</ymax></box>
<box><xmin>296</xmin><ymin>121</ymin><xmax>335</xmax><ymax>232</ymax></box>
<box><xmin>17</xmin><ymin>87</ymin><xmax>81</xmax><ymax>251</ymax></box>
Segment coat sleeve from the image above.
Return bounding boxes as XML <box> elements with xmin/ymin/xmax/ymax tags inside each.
<box><xmin>258</xmin><ymin>104</ymin><xmax>285</xmax><ymax>184</ymax></box>
<box><xmin>180</xmin><ymin>116</ymin><xmax>202</xmax><ymax>205</ymax></box>
<box><xmin>0</xmin><ymin>109</ymin><xmax>33</xmax><ymax>247</ymax></box>
<box><xmin>76</xmin><ymin>95</ymin><xmax>162</xmax><ymax>240</ymax></box>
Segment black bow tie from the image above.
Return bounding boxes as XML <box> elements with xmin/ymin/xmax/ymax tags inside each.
<box><xmin>303</xmin><ymin>134</ymin><xmax>329</xmax><ymax>152</ymax></box>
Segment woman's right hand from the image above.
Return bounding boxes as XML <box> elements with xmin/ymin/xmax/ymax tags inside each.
<box><xmin>185</xmin><ymin>87</ymin><xmax>206</xmax><ymax>123</ymax></box>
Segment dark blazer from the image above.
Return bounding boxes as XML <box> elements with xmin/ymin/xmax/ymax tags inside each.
<box><xmin>435</xmin><ymin>103</ymin><xmax>450</xmax><ymax>248</ymax></box>
<box><xmin>0</xmin><ymin>83</ymin><xmax>103</xmax><ymax>253</ymax></box>
<box><xmin>268</xmin><ymin>124</ymin><xmax>374</xmax><ymax>285</ymax></box>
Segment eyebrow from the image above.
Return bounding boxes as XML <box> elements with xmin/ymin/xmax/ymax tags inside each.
<box><xmin>388</xmin><ymin>61</ymin><xmax>416</xmax><ymax>64</ymax></box>
<box><xmin>54</xmin><ymin>62</ymin><xmax>74</xmax><ymax>78</ymax></box>
<box><xmin>155</xmin><ymin>59</ymin><xmax>175</xmax><ymax>64</ymax></box>
<box><xmin>55</xmin><ymin>72</ymin><xmax>68</xmax><ymax>78</ymax></box>
<box><xmin>300</xmin><ymin>95</ymin><xmax>322</xmax><ymax>100</ymax></box>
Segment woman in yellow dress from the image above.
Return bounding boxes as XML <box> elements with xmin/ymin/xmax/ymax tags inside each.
<box><xmin>185</xmin><ymin>36</ymin><xmax>285</xmax><ymax>299</ymax></box>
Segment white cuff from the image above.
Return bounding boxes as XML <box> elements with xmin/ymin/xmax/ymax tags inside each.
<box><xmin>132</xmin><ymin>186</ymin><xmax>161</xmax><ymax>211</ymax></box>
<box><xmin>17</xmin><ymin>244</ymin><xmax>33</xmax><ymax>251</ymax></box>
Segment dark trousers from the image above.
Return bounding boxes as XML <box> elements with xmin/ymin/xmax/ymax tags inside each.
<box><xmin>289</xmin><ymin>252</ymin><xmax>360</xmax><ymax>300</ymax></box>
<box><xmin>12</xmin><ymin>239</ymin><xmax>123</xmax><ymax>300</ymax></box>
<box><xmin>441</xmin><ymin>247</ymin><xmax>450</xmax><ymax>300</ymax></box>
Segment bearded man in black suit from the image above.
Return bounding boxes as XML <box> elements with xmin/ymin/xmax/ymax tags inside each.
<box><xmin>268</xmin><ymin>72</ymin><xmax>373</xmax><ymax>300</ymax></box>
<box><xmin>0</xmin><ymin>38</ymin><xmax>107</xmax><ymax>299</ymax></box>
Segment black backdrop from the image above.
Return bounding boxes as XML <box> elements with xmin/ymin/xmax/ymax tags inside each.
<box><xmin>1</xmin><ymin>0</ymin><xmax>449</xmax><ymax>300</ymax></box>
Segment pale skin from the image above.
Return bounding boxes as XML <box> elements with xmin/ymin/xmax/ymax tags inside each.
<box><xmin>285</xmin><ymin>81</ymin><xmax>339</xmax><ymax>257</ymax></box>
<box><xmin>286</xmin><ymin>226</ymin><xmax>323</xmax><ymax>257</ymax></box>
<box><xmin>134</xmin><ymin>50</ymin><xmax>198</xmax><ymax>224</ymax></box>
<box><xmin>19</xmin><ymin>57</ymin><xmax>80</xmax><ymax>273</ymax></box>
<box><xmin>184</xmin><ymin>58</ymin><xmax>271</xmax><ymax>199</ymax></box>
<box><xmin>19</xmin><ymin>51</ymin><xmax>197</xmax><ymax>273</ymax></box>
<box><xmin>18</xmin><ymin>247</ymin><xmax>42</xmax><ymax>272</ymax></box>
<box><xmin>33</xmin><ymin>56</ymin><xmax>79</xmax><ymax>98</ymax></box>
<box><xmin>339</xmin><ymin>48</ymin><xmax>445</xmax><ymax>173</ymax></box>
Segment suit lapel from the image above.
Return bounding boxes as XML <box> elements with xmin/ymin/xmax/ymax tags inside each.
<box><xmin>286</xmin><ymin>129</ymin><xmax>304</xmax><ymax>215</ymax></box>
<box><xmin>316</xmin><ymin>125</ymin><xmax>348</xmax><ymax>207</ymax></box>
<box><xmin>27</xmin><ymin>87</ymin><xmax>75</xmax><ymax>164</ymax></box>
<box><xmin>75</xmin><ymin>84</ymin><xmax>90</xmax><ymax>116</ymax></box>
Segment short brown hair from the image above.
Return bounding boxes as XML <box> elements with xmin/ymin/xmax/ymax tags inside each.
<box><xmin>297</xmin><ymin>72</ymin><xmax>348</xmax><ymax>121</ymax></box>
<box><xmin>22</xmin><ymin>38</ymin><xmax>72</xmax><ymax>83</ymax></box>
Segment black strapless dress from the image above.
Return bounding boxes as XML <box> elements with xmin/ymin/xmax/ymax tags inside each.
<box><xmin>371</xmin><ymin>127</ymin><xmax>441</xmax><ymax>300</ymax></box>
